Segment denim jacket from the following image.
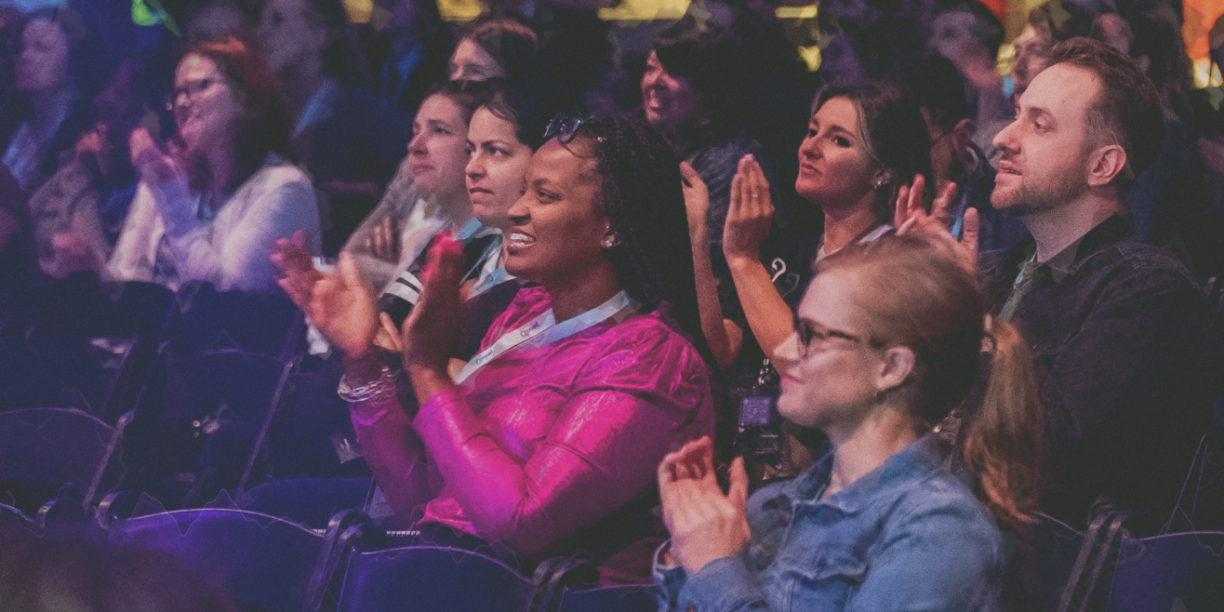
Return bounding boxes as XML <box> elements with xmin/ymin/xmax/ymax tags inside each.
<box><xmin>655</xmin><ymin>436</ymin><xmax>1004</xmax><ymax>612</ymax></box>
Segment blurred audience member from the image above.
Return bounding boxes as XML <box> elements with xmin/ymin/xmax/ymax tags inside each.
<box><xmin>363</xmin><ymin>0</ymin><xmax>454</xmax><ymax>114</ymax></box>
<box><xmin>27</xmin><ymin>56</ymin><xmax>171</xmax><ymax>279</ymax></box>
<box><xmin>109</xmin><ymin>37</ymin><xmax>320</xmax><ymax>293</ymax></box>
<box><xmin>183</xmin><ymin>0</ymin><xmax>252</xmax><ymax>47</ymax></box>
<box><xmin>258</xmin><ymin>0</ymin><xmax>411</xmax><ymax>255</ymax></box>
<box><xmin>928</xmin><ymin>0</ymin><xmax>1010</xmax><ymax>166</ymax></box>
<box><xmin>0</xmin><ymin>7</ymin><xmax>101</xmax><ymax>196</ymax></box>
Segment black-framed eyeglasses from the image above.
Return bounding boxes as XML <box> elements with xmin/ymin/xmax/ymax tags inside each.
<box><xmin>794</xmin><ymin>317</ymin><xmax>867</xmax><ymax>359</ymax></box>
<box><xmin>165</xmin><ymin>77</ymin><xmax>223</xmax><ymax>112</ymax></box>
<box><xmin>544</xmin><ymin>113</ymin><xmax>593</xmax><ymax>144</ymax></box>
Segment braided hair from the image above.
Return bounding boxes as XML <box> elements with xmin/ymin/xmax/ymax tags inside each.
<box><xmin>569</xmin><ymin>115</ymin><xmax>716</xmax><ymax>370</ymax></box>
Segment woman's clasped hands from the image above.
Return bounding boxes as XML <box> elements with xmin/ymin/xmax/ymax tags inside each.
<box><xmin>658</xmin><ymin>437</ymin><xmax>751</xmax><ymax>575</ymax></box>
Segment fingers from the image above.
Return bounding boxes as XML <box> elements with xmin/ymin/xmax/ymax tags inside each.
<box><xmin>679</xmin><ymin>161</ymin><xmax>698</xmax><ymax>187</ymax></box>
<box><xmin>907</xmin><ymin>174</ymin><xmax>926</xmax><ymax>218</ymax></box>
<box><xmin>932</xmin><ymin>181</ymin><xmax>958</xmax><ymax>220</ymax></box>
<box><xmin>728</xmin><ymin>456</ymin><xmax>748</xmax><ymax>510</ymax></box>
<box><xmin>893</xmin><ymin>183</ymin><xmax>910</xmax><ymax>228</ymax></box>
<box><xmin>378</xmin><ymin>312</ymin><xmax>403</xmax><ymax>352</ymax></box>
<box><xmin>337</xmin><ymin>252</ymin><xmax>364</xmax><ymax>292</ymax></box>
<box><xmin>961</xmin><ymin>207</ymin><xmax>980</xmax><ymax>269</ymax></box>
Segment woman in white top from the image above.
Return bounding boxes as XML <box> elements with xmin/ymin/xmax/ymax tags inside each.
<box><xmin>109</xmin><ymin>37</ymin><xmax>320</xmax><ymax>293</ymax></box>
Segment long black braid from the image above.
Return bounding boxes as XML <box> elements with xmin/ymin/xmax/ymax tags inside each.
<box><xmin>571</xmin><ymin>115</ymin><xmax>718</xmax><ymax>372</ymax></box>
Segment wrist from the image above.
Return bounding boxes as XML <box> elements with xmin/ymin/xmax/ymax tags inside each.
<box><xmin>726</xmin><ymin>254</ymin><xmax>763</xmax><ymax>274</ymax></box>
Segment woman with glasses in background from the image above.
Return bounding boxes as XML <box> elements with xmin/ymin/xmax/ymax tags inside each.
<box><xmin>276</xmin><ymin>115</ymin><xmax>715</xmax><ymax>582</ymax></box>
<box><xmin>656</xmin><ymin>234</ymin><xmax>1044</xmax><ymax>611</ymax></box>
<box><xmin>109</xmin><ymin>37</ymin><xmax>320</xmax><ymax>293</ymax></box>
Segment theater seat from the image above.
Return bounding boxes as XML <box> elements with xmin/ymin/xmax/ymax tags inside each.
<box><xmin>0</xmin><ymin>407</ymin><xmax>126</xmax><ymax>514</ymax></box>
<box><xmin>1104</xmin><ymin>530</ymin><xmax>1224</xmax><ymax>611</ymax></box>
<box><xmin>557</xmin><ymin>584</ymin><xmax>660</xmax><ymax>612</ymax></box>
<box><xmin>337</xmin><ymin>546</ymin><xmax>532</xmax><ymax>612</ymax></box>
<box><xmin>105</xmin><ymin>507</ymin><xmax>336</xmax><ymax>612</ymax></box>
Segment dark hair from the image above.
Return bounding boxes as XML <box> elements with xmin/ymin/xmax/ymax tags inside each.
<box><xmin>422</xmin><ymin>79</ymin><xmax>496</xmax><ymax>126</ymax></box>
<box><xmin>812</xmin><ymin>83</ymin><xmax>933</xmax><ymax>220</ymax></box>
<box><xmin>460</xmin><ymin>16</ymin><xmax>545</xmax><ymax>85</ymax></box>
<box><xmin>932</xmin><ymin>0</ymin><xmax>1004</xmax><ymax>57</ymax></box>
<box><xmin>184</xmin><ymin>37</ymin><xmax>290</xmax><ymax>193</ymax></box>
<box><xmin>903</xmin><ymin>53</ymin><xmax>969</xmax><ymax>131</ymax></box>
<box><xmin>1048</xmin><ymin>37</ymin><xmax>1164</xmax><ymax>183</ymax></box>
<box><xmin>653</xmin><ymin>15</ymin><xmax>754</xmax><ymax>147</ymax></box>
<box><xmin>297</xmin><ymin>0</ymin><xmax>372</xmax><ymax>86</ymax></box>
<box><xmin>482</xmin><ymin>79</ymin><xmax>583</xmax><ymax>150</ymax></box>
<box><xmin>569</xmin><ymin>115</ymin><xmax>716</xmax><ymax>369</ymax></box>
<box><xmin>819</xmin><ymin>234</ymin><xmax>1043</xmax><ymax>534</ymax></box>
<box><xmin>23</xmin><ymin>7</ymin><xmax>104</xmax><ymax>98</ymax></box>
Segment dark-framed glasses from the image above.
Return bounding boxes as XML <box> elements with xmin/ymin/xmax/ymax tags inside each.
<box><xmin>165</xmin><ymin>77</ymin><xmax>222</xmax><ymax>112</ymax></box>
<box><xmin>794</xmin><ymin>317</ymin><xmax>867</xmax><ymax>359</ymax></box>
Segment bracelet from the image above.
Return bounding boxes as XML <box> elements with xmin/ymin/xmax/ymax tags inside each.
<box><xmin>337</xmin><ymin>363</ymin><xmax>398</xmax><ymax>403</ymax></box>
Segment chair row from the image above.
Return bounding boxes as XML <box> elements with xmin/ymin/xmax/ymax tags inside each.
<box><xmin>1</xmin><ymin>500</ymin><xmax>661</xmax><ymax>612</ymax></box>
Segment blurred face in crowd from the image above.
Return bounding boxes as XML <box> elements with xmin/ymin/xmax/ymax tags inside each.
<box><xmin>408</xmin><ymin>93</ymin><xmax>471</xmax><ymax>200</ymax></box>
<box><xmin>776</xmin><ymin>269</ymin><xmax>888</xmax><ymax>433</ymax></box>
<box><xmin>641</xmin><ymin>50</ymin><xmax>703</xmax><ymax>133</ymax></box>
<box><xmin>992</xmin><ymin>63</ymin><xmax>1098</xmax><ymax>216</ymax></box>
<box><xmin>795</xmin><ymin>97</ymin><xmax>880</xmax><ymax>209</ymax></box>
<box><xmin>1010</xmin><ymin>24</ymin><xmax>1052</xmax><ymax>99</ymax></box>
<box><xmin>172</xmin><ymin>53</ymin><xmax>246</xmax><ymax>155</ymax></box>
<box><xmin>187</xmin><ymin>4</ymin><xmax>248</xmax><ymax>46</ymax></box>
<box><xmin>258</xmin><ymin>0</ymin><xmax>328</xmax><ymax>74</ymax></box>
<box><xmin>466</xmin><ymin>106</ymin><xmax>533</xmax><ymax>230</ymax></box>
<box><xmin>15</xmin><ymin>19</ymin><xmax>69</xmax><ymax>94</ymax></box>
<box><xmin>503</xmin><ymin>137</ymin><xmax>610</xmax><ymax>287</ymax></box>
<box><xmin>929</xmin><ymin>10</ymin><xmax>987</xmax><ymax>69</ymax></box>
<box><xmin>449</xmin><ymin>39</ymin><xmax>504</xmax><ymax>81</ymax></box>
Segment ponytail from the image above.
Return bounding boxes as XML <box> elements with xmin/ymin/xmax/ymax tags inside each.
<box><xmin>962</xmin><ymin>318</ymin><xmax>1044</xmax><ymax>537</ymax></box>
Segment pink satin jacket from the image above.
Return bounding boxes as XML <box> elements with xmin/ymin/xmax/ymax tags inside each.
<box><xmin>347</xmin><ymin>286</ymin><xmax>715</xmax><ymax>563</ymax></box>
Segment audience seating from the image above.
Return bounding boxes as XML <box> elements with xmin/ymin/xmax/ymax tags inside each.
<box><xmin>104</xmin><ymin>507</ymin><xmax>343</xmax><ymax>612</ymax></box>
<box><xmin>0</xmin><ymin>407</ymin><xmax>128</xmax><ymax>515</ymax></box>
<box><xmin>1103</xmin><ymin>529</ymin><xmax>1224</xmax><ymax>611</ymax></box>
<box><xmin>556</xmin><ymin>585</ymin><xmax>659</xmax><ymax>612</ymax></box>
<box><xmin>337</xmin><ymin>545</ymin><xmax>534</xmax><ymax>612</ymax></box>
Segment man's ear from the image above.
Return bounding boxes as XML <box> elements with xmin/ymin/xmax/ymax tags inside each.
<box><xmin>1087</xmin><ymin>144</ymin><xmax>1129</xmax><ymax>187</ymax></box>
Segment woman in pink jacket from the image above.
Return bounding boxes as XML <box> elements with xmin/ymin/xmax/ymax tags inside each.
<box><xmin>276</xmin><ymin>114</ymin><xmax>716</xmax><ymax>581</ymax></box>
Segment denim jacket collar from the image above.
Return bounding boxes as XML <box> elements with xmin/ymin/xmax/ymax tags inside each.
<box><xmin>768</xmin><ymin>434</ymin><xmax>947</xmax><ymax>517</ymax></box>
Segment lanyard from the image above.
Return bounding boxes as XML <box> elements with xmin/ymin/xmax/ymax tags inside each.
<box><xmin>455</xmin><ymin>290</ymin><xmax>634</xmax><ymax>384</ymax></box>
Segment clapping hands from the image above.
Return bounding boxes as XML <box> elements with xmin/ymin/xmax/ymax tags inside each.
<box><xmin>658</xmin><ymin>437</ymin><xmax>751</xmax><ymax>574</ymax></box>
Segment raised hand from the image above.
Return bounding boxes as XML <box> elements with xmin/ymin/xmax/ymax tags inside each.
<box><xmin>400</xmin><ymin>233</ymin><xmax>464</xmax><ymax>375</ymax></box>
<box><xmin>368</xmin><ymin>216</ymin><xmax>404</xmax><ymax>264</ymax></box>
<box><xmin>893</xmin><ymin>174</ymin><xmax>979</xmax><ymax>273</ymax></box>
<box><xmin>722</xmin><ymin>155</ymin><xmax>774</xmax><ymax>265</ymax></box>
<box><xmin>129</xmin><ymin>127</ymin><xmax>184</xmax><ymax>187</ymax></box>
<box><xmin>680</xmin><ymin>161</ymin><xmax>710</xmax><ymax>235</ymax></box>
<box><xmin>658</xmin><ymin>436</ymin><xmax>751</xmax><ymax>574</ymax></box>
<box><xmin>273</xmin><ymin>237</ymin><xmax>379</xmax><ymax>360</ymax></box>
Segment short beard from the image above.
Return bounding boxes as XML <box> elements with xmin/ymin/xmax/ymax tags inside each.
<box><xmin>992</xmin><ymin>165</ymin><xmax>1084</xmax><ymax>218</ymax></box>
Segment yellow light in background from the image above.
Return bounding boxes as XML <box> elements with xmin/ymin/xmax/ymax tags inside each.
<box><xmin>438</xmin><ymin>0</ymin><xmax>485</xmax><ymax>21</ymax></box>
<box><xmin>775</xmin><ymin>5</ymin><xmax>817</xmax><ymax>19</ymax></box>
<box><xmin>1193</xmin><ymin>57</ymin><xmax>1222</xmax><ymax>88</ymax></box>
<box><xmin>996</xmin><ymin>42</ymin><xmax>1015</xmax><ymax>76</ymax></box>
<box><xmin>599</xmin><ymin>0</ymin><xmax>690</xmax><ymax>22</ymax></box>
<box><xmin>797</xmin><ymin>44</ymin><xmax>821</xmax><ymax>72</ymax></box>
<box><xmin>344</xmin><ymin>0</ymin><xmax>373</xmax><ymax>23</ymax></box>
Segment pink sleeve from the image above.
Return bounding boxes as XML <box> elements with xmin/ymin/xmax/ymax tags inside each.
<box><xmin>413</xmin><ymin>330</ymin><xmax>713</xmax><ymax>555</ymax></box>
<box><xmin>348</xmin><ymin>387</ymin><xmax>437</xmax><ymax>523</ymax></box>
